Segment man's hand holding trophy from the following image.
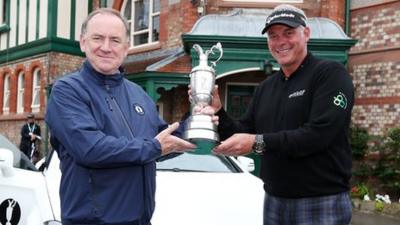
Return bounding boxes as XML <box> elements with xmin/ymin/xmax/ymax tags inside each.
<box><xmin>184</xmin><ymin>42</ymin><xmax>223</xmax><ymax>154</ymax></box>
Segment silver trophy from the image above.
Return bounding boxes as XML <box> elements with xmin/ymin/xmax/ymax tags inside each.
<box><xmin>184</xmin><ymin>43</ymin><xmax>223</xmax><ymax>150</ymax></box>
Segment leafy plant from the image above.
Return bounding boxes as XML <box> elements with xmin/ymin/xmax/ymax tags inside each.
<box><xmin>349</xmin><ymin>126</ymin><xmax>370</xmax><ymax>160</ymax></box>
<box><xmin>353</xmin><ymin>163</ymin><xmax>373</xmax><ymax>178</ymax></box>
<box><xmin>374</xmin><ymin>201</ymin><xmax>385</xmax><ymax>212</ymax></box>
<box><xmin>351</xmin><ymin>183</ymin><xmax>369</xmax><ymax>199</ymax></box>
<box><xmin>375</xmin><ymin>127</ymin><xmax>400</xmax><ymax>199</ymax></box>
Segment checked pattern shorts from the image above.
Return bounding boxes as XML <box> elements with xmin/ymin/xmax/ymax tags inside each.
<box><xmin>263</xmin><ymin>192</ymin><xmax>352</xmax><ymax>225</ymax></box>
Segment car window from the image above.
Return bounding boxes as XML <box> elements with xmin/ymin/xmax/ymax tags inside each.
<box><xmin>156</xmin><ymin>153</ymin><xmax>240</xmax><ymax>173</ymax></box>
<box><xmin>0</xmin><ymin>134</ymin><xmax>37</xmax><ymax>171</ymax></box>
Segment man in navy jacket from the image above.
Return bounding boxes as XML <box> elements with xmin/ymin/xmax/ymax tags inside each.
<box><xmin>46</xmin><ymin>8</ymin><xmax>195</xmax><ymax>225</ymax></box>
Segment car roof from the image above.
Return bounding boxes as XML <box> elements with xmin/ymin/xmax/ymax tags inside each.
<box><xmin>0</xmin><ymin>134</ymin><xmax>36</xmax><ymax>171</ymax></box>
<box><xmin>0</xmin><ymin>134</ymin><xmax>21</xmax><ymax>166</ymax></box>
<box><xmin>0</xmin><ymin>134</ymin><xmax>20</xmax><ymax>153</ymax></box>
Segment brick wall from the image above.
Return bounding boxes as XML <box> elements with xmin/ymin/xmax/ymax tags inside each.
<box><xmin>350</xmin><ymin>1</ymin><xmax>400</xmax><ymax>52</ymax></box>
<box><xmin>320</xmin><ymin>0</ymin><xmax>345</xmax><ymax>28</ymax></box>
<box><xmin>0</xmin><ymin>53</ymin><xmax>84</xmax><ymax>147</ymax></box>
<box><xmin>47</xmin><ymin>52</ymin><xmax>84</xmax><ymax>82</ymax></box>
<box><xmin>160</xmin><ymin>0</ymin><xmax>200</xmax><ymax>49</ymax></box>
<box><xmin>349</xmin><ymin>1</ymin><xmax>400</xmax><ymax>136</ymax></box>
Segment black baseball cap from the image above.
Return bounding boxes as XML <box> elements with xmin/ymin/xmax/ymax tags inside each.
<box><xmin>261</xmin><ymin>9</ymin><xmax>307</xmax><ymax>34</ymax></box>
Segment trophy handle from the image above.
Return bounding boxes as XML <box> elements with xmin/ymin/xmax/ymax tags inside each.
<box><xmin>206</xmin><ymin>42</ymin><xmax>223</xmax><ymax>68</ymax></box>
<box><xmin>193</xmin><ymin>44</ymin><xmax>205</xmax><ymax>58</ymax></box>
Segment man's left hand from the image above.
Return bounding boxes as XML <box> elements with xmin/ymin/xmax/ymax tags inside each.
<box><xmin>213</xmin><ymin>133</ymin><xmax>255</xmax><ymax>156</ymax></box>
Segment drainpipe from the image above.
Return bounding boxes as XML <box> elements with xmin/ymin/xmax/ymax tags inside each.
<box><xmin>44</xmin><ymin>53</ymin><xmax>51</xmax><ymax>155</ymax></box>
<box><xmin>345</xmin><ymin>0</ymin><xmax>350</xmax><ymax>35</ymax></box>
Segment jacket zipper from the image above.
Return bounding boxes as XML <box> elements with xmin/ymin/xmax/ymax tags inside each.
<box><xmin>104</xmin><ymin>84</ymin><xmax>147</xmax><ymax>221</ymax></box>
<box><xmin>105</xmin><ymin>84</ymin><xmax>135</xmax><ymax>138</ymax></box>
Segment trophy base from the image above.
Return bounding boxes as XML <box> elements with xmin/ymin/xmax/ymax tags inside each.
<box><xmin>190</xmin><ymin>139</ymin><xmax>218</xmax><ymax>155</ymax></box>
<box><xmin>183</xmin><ymin>114</ymin><xmax>219</xmax><ymax>155</ymax></box>
<box><xmin>184</xmin><ymin>129</ymin><xmax>219</xmax><ymax>155</ymax></box>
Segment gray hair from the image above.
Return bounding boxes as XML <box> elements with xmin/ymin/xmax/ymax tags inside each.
<box><xmin>272</xmin><ymin>4</ymin><xmax>307</xmax><ymax>20</ymax></box>
<box><xmin>81</xmin><ymin>8</ymin><xmax>130</xmax><ymax>39</ymax></box>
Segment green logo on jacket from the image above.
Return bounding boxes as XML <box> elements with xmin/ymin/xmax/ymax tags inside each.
<box><xmin>333</xmin><ymin>92</ymin><xmax>347</xmax><ymax>109</ymax></box>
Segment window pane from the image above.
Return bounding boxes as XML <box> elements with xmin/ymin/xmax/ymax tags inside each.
<box><xmin>134</xmin><ymin>0</ymin><xmax>149</xmax><ymax>31</ymax></box>
<box><xmin>34</xmin><ymin>74</ymin><xmax>40</xmax><ymax>86</ymax></box>
<box><xmin>32</xmin><ymin>69</ymin><xmax>40</xmax><ymax>107</ymax></box>
<box><xmin>152</xmin><ymin>15</ymin><xmax>159</xmax><ymax>42</ymax></box>
<box><xmin>128</xmin><ymin>21</ymin><xmax>132</xmax><ymax>39</ymax></box>
<box><xmin>17</xmin><ymin>73</ymin><xmax>25</xmax><ymax>113</ymax></box>
<box><xmin>4</xmin><ymin>93</ymin><xmax>9</xmax><ymax>107</ymax></box>
<box><xmin>3</xmin><ymin>75</ymin><xmax>10</xmax><ymax>109</ymax></box>
<box><xmin>33</xmin><ymin>91</ymin><xmax>39</xmax><ymax>105</ymax></box>
<box><xmin>134</xmin><ymin>33</ymin><xmax>148</xmax><ymax>46</ymax></box>
<box><xmin>153</xmin><ymin>0</ymin><xmax>160</xmax><ymax>12</ymax></box>
<box><xmin>124</xmin><ymin>0</ymin><xmax>132</xmax><ymax>20</ymax></box>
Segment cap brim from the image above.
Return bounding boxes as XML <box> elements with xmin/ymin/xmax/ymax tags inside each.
<box><xmin>261</xmin><ymin>20</ymin><xmax>302</xmax><ymax>34</ymax></box>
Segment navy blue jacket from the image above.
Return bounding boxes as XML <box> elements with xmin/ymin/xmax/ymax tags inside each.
<box><xmin>46</xmin><ymin>61</ymin><xmax>169</xmax><ymax>224</ymax></box>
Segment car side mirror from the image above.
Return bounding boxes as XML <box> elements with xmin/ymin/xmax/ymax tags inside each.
<box><xmin>0</xmin><ymin>148</ymin><xmax>15</xmax><ymax>177</ymax></box>
<box><xmin>237</xmin><ymin>156</ymin><xmax>255</xmax><ymax>172</ymax></box>
<box><xmin>35</xmin><ymin>157</ymin><xmax>47</xmax><ymax>172</ymax></box>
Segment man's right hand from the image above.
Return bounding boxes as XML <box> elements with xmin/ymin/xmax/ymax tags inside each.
<box><xmin>209</xmin><ymin>85</ymin><xmax>222</xmax><ymax>113</ymax></box>
<box><xmin>189</xmin><ymin>85</ymin><xmax>222</xmax><ymax>113</ymax></box>
<box><xmin>155</xmin><ymin>122</ymin><xmax>196</xmax><ymax>156</ymax></box>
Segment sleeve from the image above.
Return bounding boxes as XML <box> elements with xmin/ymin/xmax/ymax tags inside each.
<box><xmin>34</xmin><ymin>124</ymin><xmax>41</xmax><ymax>137</ymax></box>
<box><xmin>216</xmin><ymin>90</ymin><xmax>258</xmax><ymax>140</ymax></box>
<box><xmin>264</xmin><ymin>62</ymin><xmax>354</xmax><ymax>158</ymax></box>
<box><xmin>45</xmin><ymin>79</ymin><xmax>162</xmax><ymax>169</ymax></box>
<box><xmin>20</xmin><ymin>125</ymin><xmax>30</xmax><ymax>138</ymax></box>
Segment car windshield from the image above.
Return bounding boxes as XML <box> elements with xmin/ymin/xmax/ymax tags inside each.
<box><xmin>156</xmin><ymin>153</ymin><xmax>241</xmax><ymax>173</ymax></box>
<box><xmin>0</xmin><ymin>134</ymin><xmax>37</xmax><ymax>171</ymax></box>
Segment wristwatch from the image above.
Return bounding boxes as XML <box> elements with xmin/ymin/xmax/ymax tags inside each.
<box><xmin>252</xmin><ymin>134</ymin><xmax>266</xmax><ymax>155</ymax></box>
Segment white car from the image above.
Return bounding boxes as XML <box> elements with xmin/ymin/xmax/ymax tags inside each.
<box><xmin>0</xmin><ymin>134</ymin><xmax>61</xmax><ymax>225</ymax></box>
<box><xmin>0</xmin><ymin>135</ymin><xmax>264</xmax><ymax>225</ymax></box>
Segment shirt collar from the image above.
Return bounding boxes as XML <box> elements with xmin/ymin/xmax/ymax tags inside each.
<box><xmin>82</xmin><ymin>60</ymin><xmax>124</xmax><ymax>87</ymax></box>
<box><xmin>278</xmin><ymin>52</ymin><xmax>313</xmax><ymax>81</ymax></box>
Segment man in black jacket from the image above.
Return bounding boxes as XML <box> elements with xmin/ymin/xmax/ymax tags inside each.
<box><xmin>201</xmin><ymin>4</ymin><xmax>354</xmax><ymax>225</ymax></box>
<box><xmin>20</xmin><ymin>113</ymin><xmax>41</xmax><ymax>161</ymax></box>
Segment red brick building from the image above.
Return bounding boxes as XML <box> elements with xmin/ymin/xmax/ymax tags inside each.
<box><xmin>349</xmin><ymin>0</ymin><xmax>400</xmax><ymax>136</ymax></box>
<box><xmin>3</xmin><ymin>0</ymin><xmax>394</xmax><ymax>157</ymax></box>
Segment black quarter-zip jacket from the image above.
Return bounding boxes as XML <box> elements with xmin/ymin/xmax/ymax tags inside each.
<box><xmin>217</xmin><ymin>53</ymin><xmax>354</xmax><ymax>198</ymax></box>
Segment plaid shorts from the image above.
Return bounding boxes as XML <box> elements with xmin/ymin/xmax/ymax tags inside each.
<box><xmin>263</xmin><ymin>192</ymin><xmax>352</xmax><ymax>225</ymax></box>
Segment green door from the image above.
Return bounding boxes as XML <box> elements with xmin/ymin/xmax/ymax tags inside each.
<box><xmin>226</xmin><ymin>85</ymin><xmax>261</xmax><ymax>176</ymax></box>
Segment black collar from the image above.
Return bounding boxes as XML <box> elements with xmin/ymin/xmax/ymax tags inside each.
<box><xmin>278</xmin><ymin>52</ymin><xmax>313</xmax><ymax>81</ymax></box>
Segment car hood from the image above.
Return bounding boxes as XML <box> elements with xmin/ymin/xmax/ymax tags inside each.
<box><xmin>152</xmin><ymin>171</ymin><xmax>264</xmax><ymax>225</ymax></box>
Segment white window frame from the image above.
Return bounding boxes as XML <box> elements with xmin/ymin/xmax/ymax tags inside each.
<box><xmin>31</xmin><ymin>68</ymin><xmax>41</xmax><ymax>113</ymax></box>
<box><xmin>2</xmin><ymin>73</ymin><xmax>10</xmax><ymax>114</ymax></box>
<box><xmin>0</xmin><ymin>0</ymin><xmax>4</xmax><ymax>24</ymax></box>
<box><xmin>17</xmin><ymin>71</ymin><xmax>25</xmax><ymax>113</ymax></box>
<box><xmin>122</xmin><ymin>0</ymin><xmax>160</xmax><ymax>48</ymax></box>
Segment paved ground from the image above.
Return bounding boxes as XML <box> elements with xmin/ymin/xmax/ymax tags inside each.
<box><xmin>351</xmin><ymin>211</ymin><xmax>400</xmax><ymax>225</ymax></box>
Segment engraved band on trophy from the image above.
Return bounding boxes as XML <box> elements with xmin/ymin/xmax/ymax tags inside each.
<box><xmin>184</xmin><ymin>42</ymin><xmax>223</xmax><ymax>147</ymax></box>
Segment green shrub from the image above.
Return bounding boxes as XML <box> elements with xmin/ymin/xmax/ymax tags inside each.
<box><xmin>351</xmin><ymin>183</ymin><xmax>369</xmax><ymax>199</ymax></box>
<box><xmin>353</xmin><ymin>163</ymin><xmax>373</xmax><ymax>178</ymax></box>
<box><xmin>349</xmin><ymin>126</ymin><xmax>370</xmax><ymax>160</ymax></box>
<box><xmin>375</xmin><ymin>127</ymin><xmax>400</xmax><ymax>199</ymax></box>
<box><xmin>374</xmin><ymin>201</ymin><xmax>385</xmax><ymax>212</ymax></box>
